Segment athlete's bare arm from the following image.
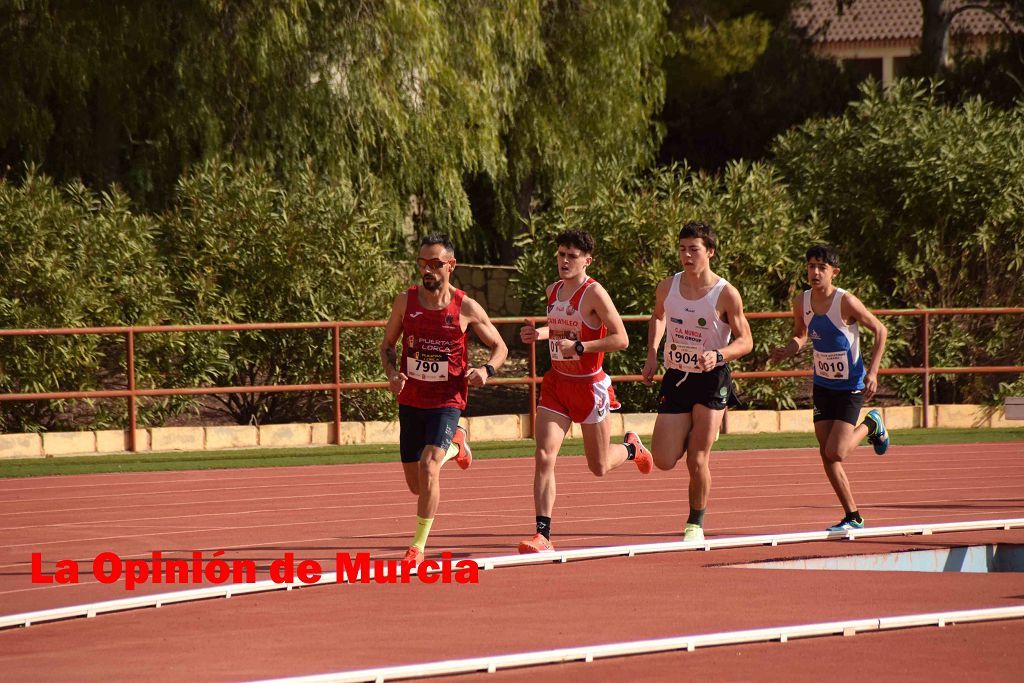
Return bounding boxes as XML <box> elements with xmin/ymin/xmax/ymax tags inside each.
<box><xmin>380</xmin><ymin>292</ymin><xmax>408</xmax><ymax>395</ymax></box>
<box><xmin>769</xmin><ymin>294</ymin><xmax>809</xmax><ymax>364</ymax></box>
<box><xmin>700</xmin><ymin>283</ymin><xmax>752</xmax><ymax>371</ymax></box>
<box><xmin>842</xmin><ymin>293</ymin><xmax>887</xmax><ymax>401</ymax></box>
<box><xmin>461</xmin><ymin>296</ymin><xmax>509</xmax><ymax>387</ymax></box>
<box><xmin>641</xmin><ymin>276</ymin><xmax>673</xmax><ymax>385</ymax></box>
<box><xmin>519</xmin><ymin>283</ymin><xmax>556</xmax><ymax>345</ymax></box>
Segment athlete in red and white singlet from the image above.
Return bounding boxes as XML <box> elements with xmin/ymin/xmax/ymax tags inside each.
<box><xmin>381</xmin><ymin>234</ymin><xmax>507</xmax><ymax>565</ymax></box>
<box><xmin>545</xmin><ymin>277</ymin><xmax>606</xmax><ymax>377</ymax></box>
<box><xmin>517</xmin><ymin>229</ymin><xmax>653</xmax><ymax>554</ymax></box>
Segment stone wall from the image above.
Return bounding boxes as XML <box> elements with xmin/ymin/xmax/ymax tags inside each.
<box><xmin>450</xmin><ymin>264</ymin><xmax>522</xmax><ymax>318</ymax></box>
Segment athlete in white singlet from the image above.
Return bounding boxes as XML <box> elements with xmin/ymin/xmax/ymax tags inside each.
<box><xmin>641</xmin><ymin>221</ymin><xmax>753</xmax><ymax>542</ymax></box>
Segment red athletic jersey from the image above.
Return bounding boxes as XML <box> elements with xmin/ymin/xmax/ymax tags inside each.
<box><xmin>398</xmin><ymin>286</ymin><xmax>469</xmax><ymax>410</ymax></box>
<box><xmin>546</xmin><ymin>278</ymin><xmax>606</xmax><ymax>377</ymax></box>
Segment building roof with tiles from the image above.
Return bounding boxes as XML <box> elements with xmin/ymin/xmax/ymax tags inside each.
<box><xmin>792</xmin><ymin>0</ymin><xmax>1019</xmax><ymax>46</ymax></box>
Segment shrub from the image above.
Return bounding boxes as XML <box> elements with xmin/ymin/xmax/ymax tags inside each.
<box><xmin>159</xmin><ymin>160</ymin><xmax>407</xmax><ymax>424</ymax></box>
<box><xmin>774</xmin><ymin>81</ymin><xmax>1024</xmax><ymax>404</ymax></box>
<box><xmin>0</xmin><ymin>169</ymin><xmax>179</xmax><ymax>431</ymax></box>
<box><xmin>514</xmin><ymin>163</ymin><xmax>826</xmax><ymax>410</ymax></box>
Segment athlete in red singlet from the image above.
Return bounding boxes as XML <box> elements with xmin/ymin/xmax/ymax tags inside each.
<box><xmin>517</xmin><ymin>229</ymin><xmax>653</xmax><ymax>553</ymax></box>
<box><xmin>380</xmin><ymin>234</ymin><xmax>507</xmax><ymax>565</ymax></box>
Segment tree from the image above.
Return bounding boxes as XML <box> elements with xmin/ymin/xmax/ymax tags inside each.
<box><xmin>1</xmin><ymin>1</ymin><xmax>671</xmax><ymax>262</ymax></box>
<box><xmin>658</xmin><ymin>0</ymin><xmax>860</xmax><ymax>171</ymax></box>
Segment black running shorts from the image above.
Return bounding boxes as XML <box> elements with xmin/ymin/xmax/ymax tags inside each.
<box><xmin>398</xmin><ymin>405</ymin><xmax>462</xmax><ymax>463</ymax></box>
<box><xmin>812</xmin><ymin>384</ymin><xmax>864</xmax><ymax>426</ymax></box>
<box><xmin>657</xmin><ymin>366</ymin><xmax>732</xmax><ymax>414</ymax></box>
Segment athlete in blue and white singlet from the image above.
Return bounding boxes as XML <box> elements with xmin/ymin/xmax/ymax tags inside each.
<box><xmin>803</xmin><ymin>287</ymin><xmax>865</xmax><ymax>393</ymax></box>
<box><xmin>770</xmin><ymin>244</ymin><xmax>890</xmax><ymax>533</ymax></box>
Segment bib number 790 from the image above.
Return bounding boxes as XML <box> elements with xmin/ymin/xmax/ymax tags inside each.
<box><xmin>407</xmin><ymin>354</ymin><xmax>449</xmax><ymax>381</ymax></box>
<box><xmin>414</xmin><ymin>359</ymin><xmax>440</xmax><ymax>374</ymax></box>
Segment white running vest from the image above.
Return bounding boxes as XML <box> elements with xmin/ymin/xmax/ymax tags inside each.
<box><xmin>662</xmin><ymin>273</ymin><xmax>732</xmax><ymax>373</ymax></box>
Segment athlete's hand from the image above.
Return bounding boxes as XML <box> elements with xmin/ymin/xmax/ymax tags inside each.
<box><xmin>467</xmin><ymin>367</ymin><xmax>488</xmax><ymax>387</ymax></box>
<box><xmin>388</xmin><ymin>372</ymin><xmax>408</xmax><ymax>395</ymax></box>
<box><xmin>698</xmin><ymin>350</ymin><xmax>718</xmax><ymax>372</ymax></box>
<box><xmin>555</xmin><ymin>339</ymin><xmax>578</xmax><ymax>357</ymax></box>
<box><xmin>520</xmin><ymin>320</ymin><xmax>538</xmax><ymax>344</ymax></box>
<box><xmin>863</xmin><ymin>372</ymin><xmax>878</xmax><ymax>401</ymax></box>
<box><xmin>641</xmin><ymin>356</ymin><xmax>659</xmax><ymax>385</ymax></box>
<box><xmin>768</xmin><ymin>345</ymin><xmax>789</xmax><ymax>364</ymax></box>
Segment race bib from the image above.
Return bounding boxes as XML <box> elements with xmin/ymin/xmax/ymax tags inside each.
<box><xmin>407</xmin><ymin>351</ymin><xmax>449</xmax><ymax>382</ymax></box>
<box><xmin>664</xmin><ymin>341</ymin><xmax>704</xmax><ymax>373</ymax></box>
<box><xmin>813</xmin><ymin>350</ymin><xmax>849</xmax><ymax>380</ymax></box>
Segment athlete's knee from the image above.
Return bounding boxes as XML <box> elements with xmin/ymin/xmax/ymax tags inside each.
<box><xmin>418</xmin><ymin>451</ymin><xmax>443</xmax><ymax>476</ymax></box>
<box><xmin>822</xmin><ymin>446</ymin><xmax>845</xmax><ymax>463</ymax></box>
<box><xmin>534</xmin><ymin>448</ymin><xmax>558</xmax><ymax>471</ymax></box>
<box><xmin>587</xmin><ymin>459</ymin><xmax>612</xmax><ymax>477</ymax></box>
<box><xmin>686</xmin><ymin>450</ymin><xmax>709</xmax><ymax>473</ymax></box>
<box><xmin>652</xmin><ymin>449</ymin><xmax>680</xmax><ymax>471</ymax></box>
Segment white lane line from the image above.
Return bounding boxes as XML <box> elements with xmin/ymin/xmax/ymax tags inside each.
<box><xmin>2</xmin><ymin>519</ymin><xmax>1022</xmax><ymax>629</ymax></box>
<box><xmin>251</xmin><ymin>606</ymin><xmax>1024</xmax><ymax>682</ymax></box>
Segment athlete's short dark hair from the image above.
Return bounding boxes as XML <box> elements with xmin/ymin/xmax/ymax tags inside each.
<box><xmin>806</xmin><ymin>244</ymin><xmax>840</xmax><ymax>267</ymax></box>
<box><xmin>678</xmin><ymin>221</ymin><xmax>717</xmax><ymax>252</ymax></box>
<box><xmin>421</xmin><ymin>233</ymin><xmax>455</xmax><ymax>257</ymax></box>
<box><xmin>555</xmin><ymin>229</ymin><xmax>595</xmax><ymax>255</ymax></box>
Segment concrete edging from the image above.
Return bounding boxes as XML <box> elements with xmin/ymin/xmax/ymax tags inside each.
<box><xmin>0</xmin><ymin>404</ymin><xmax>1016</xmax><ymax>459</ymax></box>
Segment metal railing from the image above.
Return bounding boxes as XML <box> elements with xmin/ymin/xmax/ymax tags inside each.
<box><xmin>1</xmin><ymin>308</ymin><xmax>1021</xmax><ymax>448</ymax></box>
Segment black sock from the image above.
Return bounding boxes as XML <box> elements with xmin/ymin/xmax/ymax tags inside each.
<box><xmin>536</xmin><ymin>516</ymin><xmax>551</xmax><ymax>540</ymax></box>
<box><xmin>862</xmin><ymin>413</ymin><xmax>878</xmax><ymax>435</ymax></box>
<box><xmin>845</xmin><ymin>510</ymin><xmax>862</xmax><ymax>523</ymax></box>
<box><xmin>686</xmin><ymin>508</ymin><xmax>705</xmax><ymax>527</ymax></box>
<box><xmin>624</xmin><ymin>442</ymin><xmax>637</xmax><ymax>460</ymax></box>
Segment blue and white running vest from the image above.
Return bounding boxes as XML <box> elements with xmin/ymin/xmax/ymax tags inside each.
<box><xmin>803</xmin><ymin>288</ymin><xmax>864</xmax><ymax>391</ymax></box>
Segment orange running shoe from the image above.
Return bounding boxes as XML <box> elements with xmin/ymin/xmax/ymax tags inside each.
<box><xmin>452</xmin><ymin>425</ymin><xmax>472</xmax><ymax>470</ymax></box>
<box><xmin>402</xmin><ymin>546</ymin><xmax>424</xmax><ymax>565</ymax></box>
<box><xmin>517</xmin><ymin>533</ymin><xmax>555</xmax><ymax>554</ymax></box>
<box><xmin>624</xmin><ymin>431</ymin><xmax>653</xmax><ymax>474</ymax></box>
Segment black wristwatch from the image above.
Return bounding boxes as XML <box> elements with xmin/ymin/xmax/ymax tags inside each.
<box><xmin>483</xmin><ymin>363</ymin><xmax>496</xmax><ymax>377</ymax></box>
<box><xmin>715</xmin><ymin>350</ymin><xmax>725</xmax><ymax>365</ymax></box>
<box><xmin>574</xmin><ymin>340</ymin><xmax>585</xmax><ymax>355</ymax></box>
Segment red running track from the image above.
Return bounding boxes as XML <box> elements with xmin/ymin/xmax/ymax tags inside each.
<box><xmin>1</xmin><ymin>441</ymin><xmax>1023</xmax><ymax>681</ymax></box>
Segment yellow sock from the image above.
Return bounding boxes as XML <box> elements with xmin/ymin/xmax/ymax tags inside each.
<box><xmin>440</xmin><ymin>439</ymin><xmax>460</xmax><ymax>465</ymax></box>
<box><xmin>411</xmin><ymin>516</ymin><xmax>434</xmax><ymax>551</ymax></box>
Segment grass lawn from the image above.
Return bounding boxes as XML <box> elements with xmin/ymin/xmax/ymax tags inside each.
<box><xmin>0</xmin><ymin>428</ymin><xmax>1021</xmax><ymax>478</ymax></box>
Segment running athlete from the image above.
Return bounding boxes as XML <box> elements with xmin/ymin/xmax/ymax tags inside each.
<box><xmin>641</xmin><ymin>221</ymin><xmax>753</xmax><ymax>542</ymax></box>
<box><xmin>518</xmin><ymin>229</ymin><xmax>653</xmax><ymax>553</ymax></box>
<box><xmin>769</xmin><ymin>244</ymin><xmax>890</xmax><ymax>532</ymax></box>
<box><xmin>380</xmin><ymin>234</ymin><xmax>507</xmax><ymax>564</ymax></box>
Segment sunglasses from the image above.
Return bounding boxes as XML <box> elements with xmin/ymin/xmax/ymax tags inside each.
<box><xmin>416</xmin><ymin>257</ymin><xmax>452</xmax><ymax>271</ymax></box>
